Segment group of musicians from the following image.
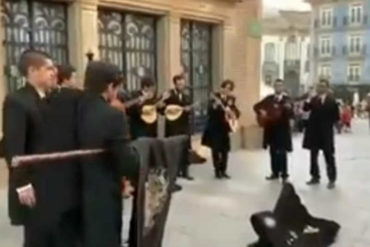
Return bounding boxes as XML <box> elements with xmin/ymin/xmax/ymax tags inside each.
<box><xmin>254</xmin><ymin>78</ymin><xmax>339</xmax><ymax>189</ymax></box>
<box><xmin>1</xmin><ymin>49</ymin><xmax>241</xmax><ymax>247</ymax></box>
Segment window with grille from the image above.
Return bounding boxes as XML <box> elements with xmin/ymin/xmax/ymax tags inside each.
<box><xmin>181</xmin><ymin>20</ymin><xmax>213</xmax><ymax>133</ymax></box>
<box><xmin>348</xmin><ymin>34</ymin><xmax>363</xmax><ymax>55</ymax></box>
<box><xmin>98</xmin><ymin>10</ymin><xmax>157</xmax><ymax>91</ymax></box>
<box><xmin>2</xmin><ymin>0</ymin><xmax>68</xmax><ymax>92</ymax></box>
<box><xmin>319</xmin><ymin>36</ymin><xmax>332</xmax><ymax>57</ymax></box>
<box><xmin>349</xmin><ymin>4</ymin><xmax>363</xmax><ymax>25</ymax></box>
<box><xmin>264</xmin><ymin>43</ymin><xmax>276</xmax><ymax>62</ymax></box>
<box><xmin>319</xmin><ymin>64</ymin><xmax>332</xmax><ymax>79</ymax></box>
<box><xmin>320</xmin><ymin>7</ymin><xmax>333</xmax><ymax>28</ymax></box>
<box><xmin>348</xmin><ymin>64</ymin><xmax>361</xmax><ymax>83</ymax></box>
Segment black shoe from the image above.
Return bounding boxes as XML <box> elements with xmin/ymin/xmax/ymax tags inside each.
<box><xmin>265</xmin><ymin>175</ymin><xmax>279</xmax><ymax>180</ymax></box>
<box><xmin>182</xmin><ymin>175</ymin><xmax>194</xmax><ymax>181</ymax></box>
<box><xmin>171</xmin><ymin>183</ymin><xmax>182</xmax><ymax>193</ymax></box>
<box><xmin>327</xmin><ymin>181</ymin><xmax>336</xmax><ymax>189</ymax></box>
<box><xmin>221</xmin><ymin>172</ymin><xmax>231</xmax><ymax>179</ymax></box>
<box><xmin>306</xmin><ymin>178</ymin><xmax>320</xmax><ymax>185</ymax></box>
<box><xmin>215</xmin><ymin>171</ymin><xmax>222</xmax><ymax>179</ymax></box>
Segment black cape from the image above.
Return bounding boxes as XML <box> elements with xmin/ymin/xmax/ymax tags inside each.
<box><xmin>249</xmin><ymin>183</ymin><xmax>340</xmax><ymax>247</ymax></box>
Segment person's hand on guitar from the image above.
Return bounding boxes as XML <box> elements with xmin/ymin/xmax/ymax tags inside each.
<box><xmin>110</xmin><ymin>98</ymin><xmax>126</xmax><ymax>112</ymax></box>
<box><xmin>284</xmin><ymin>102</ymin><xmax>292</xmax><ymax>109</ymax></box>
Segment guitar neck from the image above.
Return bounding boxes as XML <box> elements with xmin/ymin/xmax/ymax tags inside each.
<box><xmin>123</xmin><ymin>97</ymin><xmax>142</xmax><ymax>108</ymax></box>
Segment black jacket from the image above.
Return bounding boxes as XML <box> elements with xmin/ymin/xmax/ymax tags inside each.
<box><xmin>77</xmin><ymin>93</ymin><xmax>139</xmax><ymax>247</ymax></box>
<box><xmin>2</xmin><ymin>84</ymin><xmax>81</xmax><ymax>225</ymax></box>
<box><xmin>202</xmin><ymin>94</ymin><xmax>240</xmax><ymax>152</ymax></box>
<box><xmin>254</xmin><ymin>94</ymin><xmax>293</xmax><ymax>151</ymax></box>
<box><xmin>303</xmin><ymin>95</ymin><xmax>340</xmax><ymax>152</ymax></box>
<box><xmin>162</xmin><ymin>89</ymin><xmax>192</xmax><ymax>137</ymax></box>
<box><xmin>124</xmin><ymin>90</ymin><xmax>158</xmax><ymax>139</ymax></box>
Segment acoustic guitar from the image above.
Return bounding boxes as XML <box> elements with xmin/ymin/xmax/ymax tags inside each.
<box><xmin>211</xmin><ymin>93</ymin><xmax>239</xmax><ymax>133</ymax></box>
<box><xmin>256</xmin><ymin>99</ymin><xmax>291</xmax><ymax>128</ymax></box>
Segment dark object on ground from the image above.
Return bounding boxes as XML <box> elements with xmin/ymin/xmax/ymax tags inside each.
<box><xmin>189</xmin><ymin>149</ymin><xmax>207</xmax><ymax>164</ymax></box>
<box><xmin>248</xmin><ymin>183</ymin><xmax>340</xmax><ymax>247</ymax></box>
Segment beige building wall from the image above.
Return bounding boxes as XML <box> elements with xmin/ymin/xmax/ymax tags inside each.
<box><xmin>0</xmin><ymin>0</ymin><xmax>262</xmax><ymax>149</ymax></box>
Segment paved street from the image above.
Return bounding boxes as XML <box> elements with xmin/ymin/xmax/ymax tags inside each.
<box><xmin>1</xmin><ymin>120</ymin><xmax>370</xmax><ymax>247</ymax></box>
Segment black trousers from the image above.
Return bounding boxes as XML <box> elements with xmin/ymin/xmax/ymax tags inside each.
<box><xmin>178</xmin><ymin>136</ymin><xmax>191</xmax><ymax>177</ymax></box>
<box><xmin>211</xmin><ymin>149</ymin><xmax>229</xmax><ymax>174</ymax></box>
<box><xmin>24</xmin><ymin>208</ymin><xmax>81</xmax><ymax>247</ymax></box>
<box><xmin>310</xmin><ymin>149</ymin><xmax>337</xmax><ymax>182</ymax></box>
<box><xmin>269</xmin><ymin>146</ymin><xmax>288</xmax><ymax>178</ymax></box>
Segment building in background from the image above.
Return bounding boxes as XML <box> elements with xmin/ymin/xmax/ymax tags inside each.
<box><xmin>0</xmin><ymin>0</ymin><xmax>261</xmax><ymax>149</ymax></box>
<box><xmin>308</xmin><ymin>0</ymin><xmax>370</xmax><ymax>103</ymax></box>
<box><xmin>260</xmin><ymin>10</ymin><xmax>311</xmax><ymax>98</ymax></box>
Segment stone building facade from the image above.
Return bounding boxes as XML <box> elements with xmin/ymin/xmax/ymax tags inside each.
<box><xmin>0</xmin><ymin>0</ymin><xmax>262</xmax><ymax>148</ymax></box>
<box><xmin>260</xmin><ymin>10</ymin><xmax>311</xmax><ymax>98</ymax></box>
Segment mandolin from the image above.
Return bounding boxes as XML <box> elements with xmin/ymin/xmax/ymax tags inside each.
<box><xmin>141</xmin><ymin>104</ymin><xmax>158</xmax><ymax>124</ymax></box>
<box><xmin>164</xmin><ymin>102</ymin><xmax>200</xmax><ymax>121</ymax></box>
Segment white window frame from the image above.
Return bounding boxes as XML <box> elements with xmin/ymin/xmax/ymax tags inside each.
<box><xmin>347</xmin><ymin>63</ymin><xmax>362</xmax><ymax>83</ymax></box>
<box><xmin>320</xmin><ymin>7</ymin><xmax>333</xmax><ymax>28</ymax></box>
<box><xmin>319</xmin><ymin>36</ymin><xmax>332</xmax><ymax>57</ymax></box>
<box><xmin>348</xmin><ymin>34</ymin><xmax>363</xmax><ymax>55</ymax></box>
<box><xmin>349</xmin><ymin>3</ymin><xmax>363</xmax><ymax>26</ymax></box>
<box><xmin>319</xmin><ymin>64</ymin><xmax>332</xmax><ymax>79</ymax></box>
<box><xmin>264</xmin><ymin>42</ymin><xmax>276</xmax><ymax>62</ymax></box>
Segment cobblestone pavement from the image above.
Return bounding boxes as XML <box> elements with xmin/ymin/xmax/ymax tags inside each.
<box><xmin>1</xmin><ymin>120</ymin><xmax>370</xmax><ymax>247</ymax></box>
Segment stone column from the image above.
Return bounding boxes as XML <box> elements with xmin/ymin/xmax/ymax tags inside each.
<box><xmin>68</xmin><ymin>0</ymin><xmax>99</xmax><ymax>87</ymax></box>
<box><xmin>167</xmin><ymin>12</ymin><xmax>182</xmax><ymax>86</ymax></box>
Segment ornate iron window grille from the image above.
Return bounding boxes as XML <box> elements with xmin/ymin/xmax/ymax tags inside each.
<box><xmin>2</xmin><ymin>0</ymin><xmax>68</xmax><ymax>92</ymax></box>
<box><xmin>181</xmin><ymin>20</ymin><xmax>213</xmax><ymax>133</ymax></box>
<box><xmin>98</xmin><ymin>9</ymin><xmax>157</xmax><ymax>92</ymax></box>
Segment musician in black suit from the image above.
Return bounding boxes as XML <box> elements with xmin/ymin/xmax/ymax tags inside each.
<box><xmin>56</xmin><ymin>64</ymin><xmax>77</xmax><ymax>88</ymax></box>
<box><xmin>162</xmin><ymin>75</ymin><xmax>193</xmax><ymax>180</ymax></box>
<box><xmin>202</xmin><ymin>80</ymin><xmax>240</xmax><ymax>179</ymax></box>
<box><xmin>2</xmin><ymin>50</ymin><xmax>80</xmax><ymax>247</ymax></box>
<box><xmin>303</xmin><ymin>79</ymin><xmax>340</xmax><ymax>189</ymax></box>
<box><xmin>125</xmin><ymin>77</ymin><xmax>158</xmax><ymax>139</ymax></box>
<box><xmin>78</xmin><ymin>61</ymin><xmax>139</xmax><ymax>247</ymax></box>
<box><xmin>254</xmin><ymin>79</ymin><xmax>293</xmax><ymax>182</ymax></box>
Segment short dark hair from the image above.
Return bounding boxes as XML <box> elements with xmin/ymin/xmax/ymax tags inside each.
<box><xmin>319</xmin><ymin>78</ymin><xmax>330</xmax><ymax>87</ymax></box>
<box><xmin>141</xmin><ymin>77</ymin><xmax>155</xmax><ymax>89</ymax></box>
<box><xmin>275</xmin><ymin>78</ymin><xmax>284</xmax><ymax>84</ymax></box>
<box><xmin>56</xmin><ymin>64</ymin><xmax>76</xmax><ymax>85</ymax></box>
<box><xmin>18</xmin><ymin>49</ymin><xmax>52</xmax><ymax>77</ymax></box>
<box><xmin>173</xmin><ymin>75</ymin><xmax>184</xmax><ymax>85</ymax></box>
<box><xmin>221</xmin><ymin>79</ymin><xmax>235</xmax><ymax>91</ymax></box>
<box><xmin>84</xmin><ymin>61</ymin><xmax>123</xmax><ymax>94</ymax></box>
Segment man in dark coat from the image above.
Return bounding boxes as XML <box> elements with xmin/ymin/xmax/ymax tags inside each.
<box><xmin>161</xmin><ymin>75</ymin><xmax>193</xmax><ymax>180</ymax></box>
<box><xmin>202</xmin><ymin>80</ymin><xmax>240</xmax><ymax>179</ymax></box>
<box><xmin>2</xmin><ymin>50</ymin><xmax>81</xmax><ymax>247</ymax></box>
<box><xmin>303</xmin><ymin>79</ymin><xmax>340</xmax><ymax>189</ymax></box>
<box><xmin>125</xmin><ymin>77</ymin><xmax>158</xmax><ymax>139</ymax></box>
<box><xmin>78</xmin><ymin>61</ymin><xmax>139</xmax><ymax>247</ymax></box>
<box><xmin>254</xmin><ymin>79</ymin><xmax>293</xmax><ymax>182</ymax></box>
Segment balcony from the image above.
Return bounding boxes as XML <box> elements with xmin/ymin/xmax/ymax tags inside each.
<box><xmin>314</xmin><ymin>15</ymin><xmax>369</xmax><ymax>30</ymax></box>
